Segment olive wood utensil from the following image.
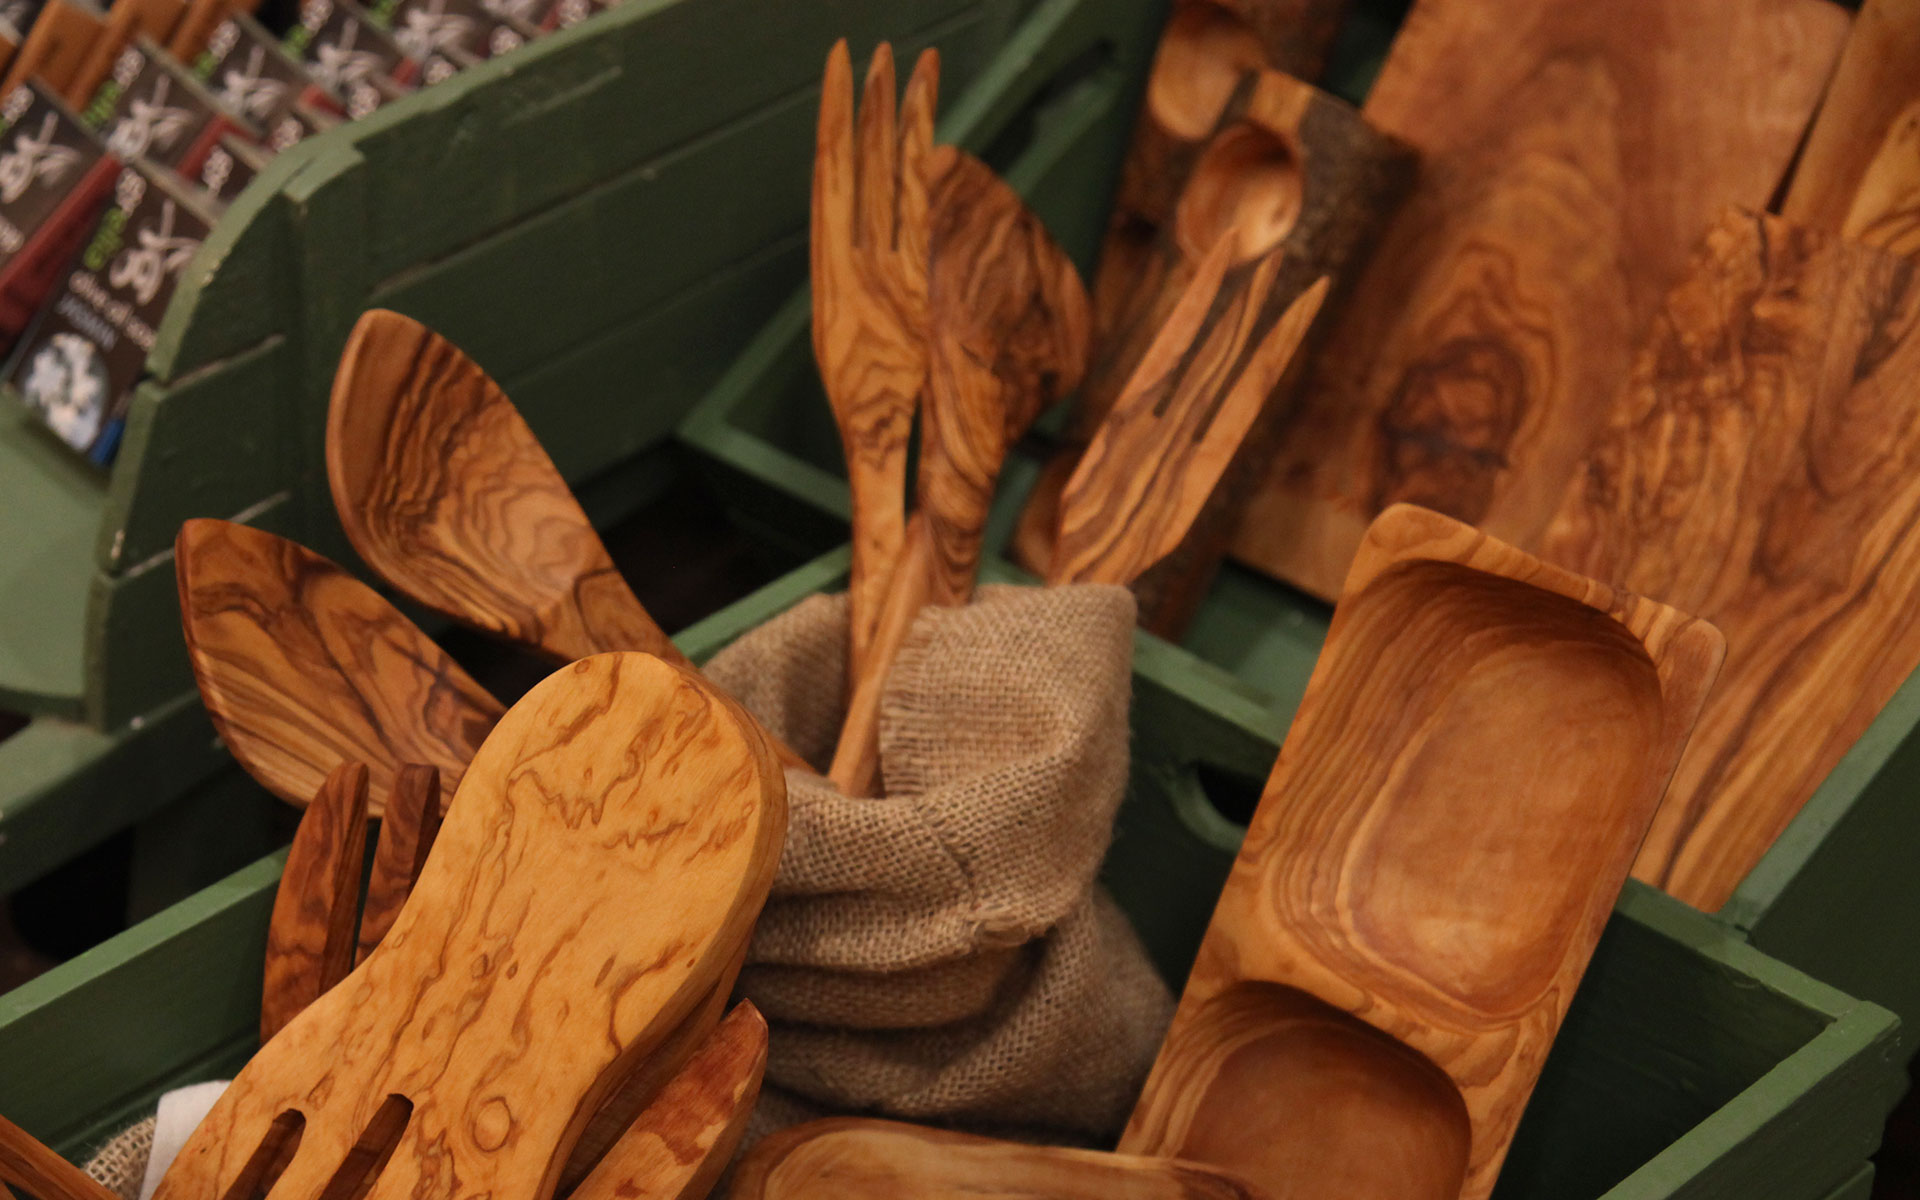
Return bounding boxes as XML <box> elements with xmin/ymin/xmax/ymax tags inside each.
<box><xmin>811</xmin><ymin>38</ymin><xmax>939</xmax><ymax>684</ymax></box>
<box><xmin>569</xmin><ymin>1002</ymin><xmax>768</xmax><ymax>1200</ymax></box>
<box><xmin>0</xmin><ymin>1114</ymin><xmax>120</xmax><ymax>1200</ymax></box>
<box><xmin>823</xmin><ymin>144</ymin><xmax>1091</xmax><ymax>794</ymax></box>
<box><xmin>1779</xmin><ymin>0</ymin><xmax>1920</xmax><ymax>256</ymax></box>
<box><xmin>1120</xmin><ymin>504</ymin><xmax>1723</xmax><ymax>1200</ymax></box>
<box><xmin>176</xmin><ymin>518</ymin><xmax>503</xmax><ymax>816</ymax></box>
<box><xmin>731</xmin><ymin>1118</ymin><xmax>1273</xmax><ymax>1200</ymax></box>
<box><xmin>1540</xmin><ymin>209</ymin><xmax>1920</xmax><ymax>910</ymax></box>
<box><xmin>152</xmin><ymin>651</ymin><xmax>786</xmax><ymax>1200</ymax></box>
<box><xmin>1230</xmin><ymin>0</ymin><xmax>1850</xmax><ymax>600</ymax></box>
<box><xmin>325</xmin><ymin>309</ymin><xmax>808</xmax><ymax>770</ymax></box>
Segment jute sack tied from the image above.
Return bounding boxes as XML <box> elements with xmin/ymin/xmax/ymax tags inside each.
<box><xmin>704</xmin><ymin>584</ymin><xmax>1175</xmax><ymax>1145</ymax></box>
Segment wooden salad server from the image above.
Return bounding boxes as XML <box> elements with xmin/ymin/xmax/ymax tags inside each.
<box><xmin>1019</xmin><ymin>67</ymin><xmax>1410</xmax><ymax>634</ymax></box>
<box><xmin>325</xmin><ymin>308</ymin><xmax>808</xmax><ymax>770</ymax></box>
<box><xmin>1540</xmin><ymin>209</ymin><xmax>1920</xmax><ymax>910</ymax></box>
<box><xmin>1229</xmin><ymin>0</ymin><xmax>1850</xmax><ymax>600</ymax></box>
<box><xmin>151</xmin><ymin>651</ymin><xmax>787</xmax><ymax>1200</ymax></box>
<box><xmin>824</xmin><ymin>145</ymin><xmax>1091</xmax><ymax>794</ymax></box>
<box><xmin>1779</xmin><ymin>0</ymin><xmax>1920</xmax><ymax>257</ymax></box>
<box><xmin>811</xmin><ymin>38</ymin><xmax>939</xmax><ymax>685</ymax></box>
<box><xmin>0</xmin><ymin>1113</ymin><xmax>120</xmax><ymax>1200</ymax></box>
<box><xmin>256</xmin><ymin>761</ymin><xmax>741</xmax><ymax>1192</ymax></box>
<box><xmin>730</xmin><ymin>1118</ymin><xmax>1273</xmax><ymax>1200</ymax></box>
<box><xmin>1119</xmin><ymin>504</ymin><xmax>1722</xmax><ymax>1200</ymax></box>
<box><xmin>176</xmin><ymin>518</ymin><xmax>503</xmax><ymax>817</ymax></box>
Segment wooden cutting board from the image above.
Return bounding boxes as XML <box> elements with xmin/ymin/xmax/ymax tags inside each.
<box><xmin>1780</xmin><ymin>0</ymin><xmax>1920</xmax><ymax>255</ymax></box>
<box><xmin>1540</xmin><ymin>208</ymin><xmax>1920</xmax><ymax>911</ymax></box>
<box><xmin>1229</xmin><ymin>0</ymin><xmax>1852</xmax><ymax>599</ymax></box>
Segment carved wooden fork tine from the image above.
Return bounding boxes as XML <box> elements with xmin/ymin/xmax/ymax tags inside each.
<box><xmin>1048</xmin><ymin>242</ymin><xmax>1331</xmax><ymax>587</ymax></box>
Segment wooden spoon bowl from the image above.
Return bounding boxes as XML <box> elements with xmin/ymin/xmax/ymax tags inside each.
<box><xmin>1173</xmin><ymin>121</ymin><xmax>1303</xmax><ymax>265</ymax></box>
<box><xmin>1146</xmin><ymin>0</ymin><xmax>1266</xmax><ymax>140</ymax></box>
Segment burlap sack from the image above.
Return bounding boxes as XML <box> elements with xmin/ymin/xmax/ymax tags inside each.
<box><xmin>704</xmin><ymin>584</ymin><xmax>1175</xmax><ymax>1145</ymax></box>
<box><xmin>84</xmin><ymin>1116</ymin><xmax>153</xmax><ymax>1200</ymax></box>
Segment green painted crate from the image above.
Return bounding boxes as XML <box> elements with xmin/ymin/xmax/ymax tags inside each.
<box><xmin>0</xmin><ymin>0</ymin><xmax>1167</xmax><ymax>892</ymax></box>
<box><xmin>0</xmin><ymin>547</ymin><xmax>1903</xmax><ymax>1200</ymax></box>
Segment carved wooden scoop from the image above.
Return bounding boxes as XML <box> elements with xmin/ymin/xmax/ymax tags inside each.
<box><xmin>152</xmin><ymin>651</ymin><xmax>787</xmax><ymax>1200</ymax></box>
<box><xmin>176</xmin><ymin>518</ymin><xmax>502</xmax><ymax>817</ymax></box>
<box><xmin>1120</xmin><ymin>504</ymin><xmax>1723</xmax><ymax>1200</ymax></box>
<box><xmin>731</xmin><ymin>1118</ymin><xmax>1273</xmax><ymax>1200</ymax></box>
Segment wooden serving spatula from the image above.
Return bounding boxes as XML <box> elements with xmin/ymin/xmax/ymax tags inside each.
<box><xmin>731</xmin><ymin>1118</ymin><xmax>1273</xmax><ymax>1200</ymax></box>
<box><xmin>1120</xmin><ymin>504</ymin><xmax>1722</xmax><ymax>1200</ymax></box>
<box><xmin>152</xmin><ymin>651</ymin><xmax>786</xmax><ymax>1200</ymax></box>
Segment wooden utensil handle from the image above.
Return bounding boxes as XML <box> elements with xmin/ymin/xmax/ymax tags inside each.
<box><xmin>828</xmin><ymin>516</ymin><xmax>933</xmax><ymax>797</ymax></box>
<box><xmin>0</xmin><ymin>1115</ymin><xmax>120</xmax><ymax>1200</ymax></box>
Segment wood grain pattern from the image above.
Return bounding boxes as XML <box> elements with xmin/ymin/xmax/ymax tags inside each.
<box><xmin>1050</xmin><ymin>239</ymin><xmax>1328</xmax><ymax>587</ymax></box>
<box><xmin>262</xmin><ymin>762</ymin><xmax>369</xmax><ymax>1044</ymax></box>
<box><xmin>1779</xmin><ymin>0</ymin><xmax>1920</xmax><ymax>251</ymax></box>
<box><xmin>1230</xmin><ymin>0</ymin><xmax>1852</xmax><ymax>600</ymax></box>
<box><xmin>825</xmin><ymin>513</ymin><xmax>930</xmax><ymax>797</ymax></box>
<box><xmin>327</xmin><ymin>309</ymin><xmax>693</xmax><ymax>672</ymax></box>
<box><xmin>919</xmin><ymin>143</ymin><xmax>1088</xmax><ymax>607</ymax></box>
<box><xmin>811</xmin><ymin>40</ymin><xmax>938</xmax><ymax>683</ymax></box>
<box><xmin>356</xmin><ymin>763</ymin><xmax>442</xmax><ymax>963</ymax></box>
<box><xmin>2</xmin><ymin>0</ymin><xmax>107</xmax><ymax>97</ymax></box>
<box><xmin>0</xmin><ymin>1113</ymin><xmax>121</xmax><ymax>1200</ymax></box>
<box><xmin>1122</xmin><ymin>504</ymin><xmax>1723</xmax><ymax>1200</ymax></box>
<box><xmin>731</xmin><ymin>1118</ymin><xmax>1274</xmax><ymax>1200</ymax></box>
<box><xmin>176</xmin><ymin>518</ymin><xmax>505</xmax><ymax>817</ymax></box>
<box><xmin>1539</xmin><ymin>209</ymin><xmax>1920</xmax><ymax>910</ymax></box>
<box><xmin>1843</xmin><ymin>97</ymin><xmax>1920</xmax><ymax>258</ymax></box>
<box><xmin>570</xmin><ymin>1002</ymin><xmax>767</xmax><ymax>1200</ymax></box>
<box><xmin>154</xmin><ymin>652</ymin><xmax>787</xmax><ymax>1200</ymax></box>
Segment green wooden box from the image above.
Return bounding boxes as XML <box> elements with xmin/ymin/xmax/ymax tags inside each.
<box><xmin>0</xmin><ymin>547</ymin><xmax>1902</xmax><ymax>1200</ymax></box>
<box><xmin>0</xmin><ymin>0</ymin><xmax>1167</xmax><ymax>892</ymax></box>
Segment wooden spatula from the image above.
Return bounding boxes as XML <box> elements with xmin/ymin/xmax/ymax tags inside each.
<box><xmin>731</xmin><ymin>1118</ymin><xmax>1273</xmax><ymax>1200</ymax></box>
<box><xmin>176</xmin><ymin>518</ymin><xmax>503</xmax><ymax>817</ymax></box>
<box><xmin>1121</xmin><ymin>504</ymin><xmax>1722</xmax><ymax>1200</ymax></box>
<box><xmin>153</xmin><ymin>651</ymin><xmax>786</xmax><ymax>1200</ymax></box>
<box><xmin>1779</xmin><ymin>0</ymin><xmax>1919</xmax><ymax>257</ymax></box>
<box><xmin>1229</xmin><ymin>0</ymin><xmax>1851</xmax><ymax>600</ymax></box>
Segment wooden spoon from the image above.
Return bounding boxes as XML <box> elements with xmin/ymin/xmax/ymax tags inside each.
<box><xmin>731</xmin><ymin>1118</ymin><xmax>1273</xmax><ymax>1200</ymax></box>
<box><xmin>176</xmin><ymin>518</ymin><xmax>503</xmax><ymax>817</ymax></box>
<box><xmin>0</xmin><ymin>1113</ymin><xmax>121</xmax><ymax>1200</ymax></box>
<box><xmin>153</xmin><ymin>651</ymin><xmax>786</xmax><ymax>1200</ymax></box>
<box><xmin>1119</xmin><ymin>504</ymin><xmax>1723</xmax><ymax>1200</ymax></box>
<box><xmin>326</xmin><ymin>309</ymin><xmax>809</xmax><ymax>770</ymax></box>
<box><xmin>824</xmin><ymin>146</ymin><xmax>1091</xmax><ymax>794</ymax></box>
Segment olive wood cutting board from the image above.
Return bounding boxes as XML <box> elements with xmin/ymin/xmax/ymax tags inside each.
<box><xmin>1122</xmin><ymin>504</ymin><xmax>1722</xmax><ymax>1200</ymax></box>
<box><xmin>1228</xmin><ymin>0</ymin><xmax>1852</xmax><ymax>599</ymax></box>
<box><xmin>1541</xmin><ymin>208</ymin><xmax>1920</xmax><ymax>910</ymax></box>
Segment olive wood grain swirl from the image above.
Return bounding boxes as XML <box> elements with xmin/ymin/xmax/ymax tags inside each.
<box><xmin>1229</xmin><ymin>0</ymin><xmax>1850</xmax><ymax>600</ymax></box>
<box><xmin>570</xmin><ymin>1002</ymin><xmax>767</xmax><ymax>1200</ymax></box>
<box><xmin>153</xmin><ymin>652</ymin><xmax>787</xmax><ymax>1200</ymax></box>
<box><xmin>731</xmin><ymin>1117</ymin><xmax>1276</xmax><ymax>1200</ymax></box>
<box><xmin>1779</xmin><ymin>0</ymin><xmax>1920</xmax><ymax>254</ymax></box>
<box><xmin>919</xmin><ymin>144</ymin><xmax>1090</xmax><ymax>607</ymax></box>
<box><xmin>176</xmin><ymin>519</ymin><xmax>504</xmax><ymax>818</ymax></box>
<box><xmin>1540</xmin><ymin>209</ymin><xmax>1920</xmax><ymax>909</ymax></box>
<box><xmin>261</xmin><ymin>762</ymin><xmax>369</xmax><ymax>1043</ymax></box>
<box><xmin>356</xmin><ymin>764</ymin><xmax>443</xmax><ymax>963</ymax></box>
<box><xmin>812</xmin><ymin>40</ymin><xmax>938</xmax><ymax>683</ymax></box>
<box><xmin>1121</xmin><ymin>504</ymin><xmax>1723</xmax><ymax>1200</ymax></box>
<box><xmin>326</xmin><ymin>309</ymin><xmax>691</xmax><ymax>670</ymax></box>
<box><xmin>1050</xmin><ymin>239</ymin><xmax>1329</xmax><ymax>587</ymax></box>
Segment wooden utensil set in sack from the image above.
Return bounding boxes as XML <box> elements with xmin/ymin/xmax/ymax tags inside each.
<box><xmin>6</xmin><ymin>0</ymin><xmax>1915</xmax><ymax>1197</ymax></box>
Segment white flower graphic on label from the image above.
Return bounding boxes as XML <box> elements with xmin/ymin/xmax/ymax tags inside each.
<box><xmin>311</xmin><ymin>21</ymin><xmax>383</xmax><ymax>92</ymax></box>
<box><xmin>107</xmin><ymin>75</ymin><xmax>194</xmax><ymax>161</ymax></box>
<box><xmin>109</xmin><ymin>198</ymin><xmax>200</xmax><ymax>305</ymax></box>
<box><xmin>23</xmin><ymin>333</ymin><xmax>108</xmax><ymax>451</ymax></box>
<box><xmin>396</xmin><ymin>0</ymin><xmax>472</xmax><ymax>59</ymax></box>
<box><xmin>0</xmin><ymin>113</ymin><xmax>82</xmax><ymax>203</ymax></box>
<box><xmin>219</xmin><ymin>46</ymin><xmax>290</xmax><ymax>121</ymax></box>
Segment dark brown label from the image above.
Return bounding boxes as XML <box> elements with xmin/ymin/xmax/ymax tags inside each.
<box><xmin>0</xmin><ymin>81</ymin><xmax>108</xmax><ymax>274</ymax></box>
<box><xmin>195</xmin><ymin>131</ymin><xmax>266</xmax><ymax>204</ymax></box>
<box><xmin>378</xmin><ymin>0</ymin><xmax>536</xmax><ymax>65</ymax></box>
<box><xmin>194</xmin><ymin>13</ymin><xmax>342</xmax><ymax>153</ymax></box>
<box><xmin>285</xmin><ymin>0</ymin><xmax>417</xmax><ymax>119</ymax></box>
<box><xmin>86</xmin><ymin>37</ymin><xmax>259</xmax><ymax>175</ymax></box>
<box><xmin>12</xmin><ymin>163</ymin><xmax>214</xmax><ymax>464</ymax></box>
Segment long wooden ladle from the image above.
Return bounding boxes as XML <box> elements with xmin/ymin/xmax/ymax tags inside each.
<box><xmin>152</xmin><ymin>651</ymin><xmax>786</xmax><ymax>1200</ymax></box>
<box><xmin>1118</xmin><ymin>503</ymin><xmax>1722</xmax><ymax>1200</ymax></box>
<box><xmin>324</xmin><ymin>309</ymin><xmax>807</xmax><ymax>769</ymax></box>
<box><xmin>731</xmin><ymin>1118</ymin><xmax>1273</xmax><ymax>1200</ymax></box>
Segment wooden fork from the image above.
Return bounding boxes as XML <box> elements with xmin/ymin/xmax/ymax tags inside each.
<box><xmin>812</xmin><ymin>38</ymin><xmax>939</xmax><ymax>689</ymax></box>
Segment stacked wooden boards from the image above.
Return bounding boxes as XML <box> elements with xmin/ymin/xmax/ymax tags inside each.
<box><xmin>1228</xmin><ymin>0</ymin><xmax>1851</xmax><ymax>598</ymax></box>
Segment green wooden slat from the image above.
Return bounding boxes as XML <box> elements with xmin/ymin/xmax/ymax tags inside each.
<box><xmin>97</xmin><ymin>340</ymin><xmax>295</xmax><ymax>574</ymax></box>
<box><xmin>1813</xmin><ymin>1164</ymin><xmax>1875</xmax><ymax>1200</ymax></box>
<box><xmin>0</xmin><ymin>404</ymin><xmax>99</xmax><ymax>716</ymax></box>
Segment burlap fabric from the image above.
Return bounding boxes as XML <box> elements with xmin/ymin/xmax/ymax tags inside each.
<box><xmin>704</xmin><ymin>584</ymin><xmax>1174</xmax><ymax>1147</ymax></box>
<box><xmin>83</xmin><ymin>1115</ymin><xmax>153</xmax><ymax>1200</ymax></box>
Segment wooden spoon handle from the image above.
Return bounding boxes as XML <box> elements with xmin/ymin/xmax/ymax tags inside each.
<box><xmin>261</xmin><ymin>762</ymin><xmax>369</xmax><ymax>1043</ymax></box>
<box><xmin>0</xmin><ymin>1114</ymin><xmax>120</xmax><ymax>1200</ymax></box>
<box><xmin>827</xmin><ymin>516</ymin><xmax>933</xmax><ymax>797</ymax></box>
<box><xmin>356</xmin><ymin>764</ymin><xmax>444</xmax><ymax>963</ymax></box>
